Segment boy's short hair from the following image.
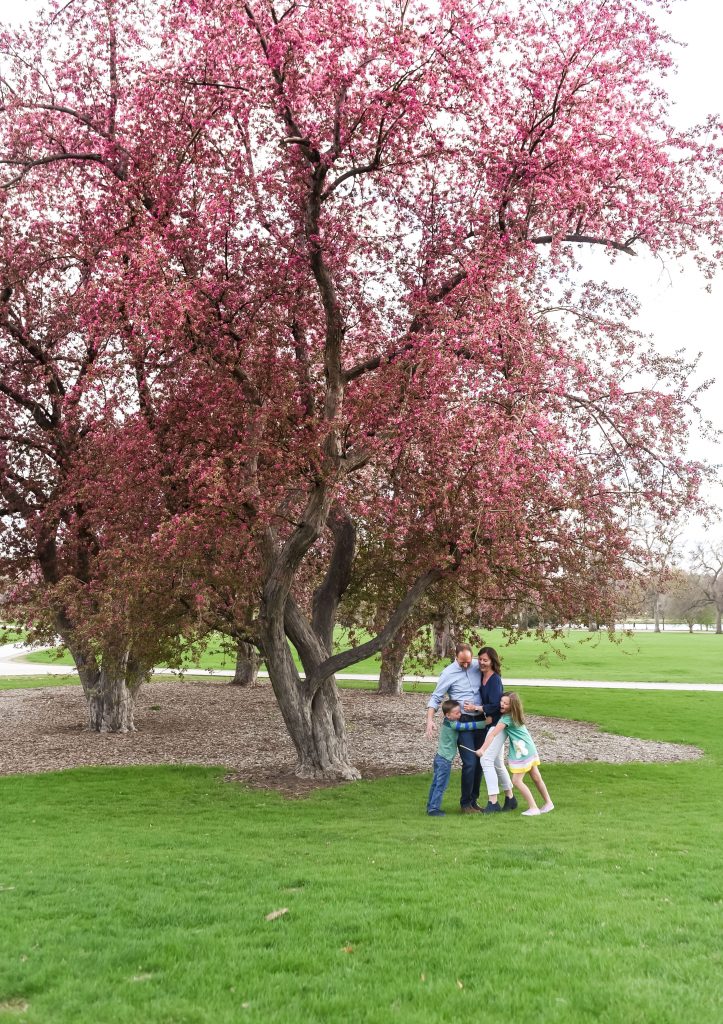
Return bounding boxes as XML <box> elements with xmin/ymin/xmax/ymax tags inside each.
<box><xmin>441</xmin><ymin>699</ymin><xmax>460</xmax><ymax>716</ymax></box>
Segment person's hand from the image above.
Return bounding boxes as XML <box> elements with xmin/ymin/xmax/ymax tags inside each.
<box><xmin>425</xmin><ymin>720</ymin><xmax>438</xmax><ymax>740</ymax></box>
<box><xmin>474</xmin><ymin>747</ymin><xmax>484</xmax><ymax>757</ymax></box>
<box><xmin>463</xmin><ymin>702</ymin><xmax>479</xmax><ymax>712</ymax></box>
<box><xmin>485</xmin><ymin>716</ymin><xmax>493</xmax><ymax>725</ymax></box>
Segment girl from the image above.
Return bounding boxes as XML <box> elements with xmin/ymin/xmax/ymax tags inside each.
<box><xmin>474</xmin><ymin>691</ymin><xmax>554</xmax><ymax>816</ymax></box>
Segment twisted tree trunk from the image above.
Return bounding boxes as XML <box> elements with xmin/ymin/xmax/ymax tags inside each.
<box><xmin>262</xmin><ymin>615</ymin><xmax>360</xmax><ymax>780</ymax></box>
<box><xmin>59</xmin><ymin>626</ymin><xmax>148</xmax><ymax>732</ymax></box>
<box><xmin>431</xmin><ymin>616</ymin><xmax>453</xmax><ymax>660</ymax></box>
<box><xmin>231</xmin><ymin>639</ymin><xmax>260</xmax><ymax>686</ymax></box>
<box><xmin>86</xmin><ymin>661</ymin><xmax>137</xmax><ymax>732</ymax></box>
<box><xmin>86</xmin><ymin>650</ymin><xmax>150</xmax><ymax>732</ymax></box>
<box><xmin>378</xmin><ymin>631</ymin><xmax>409</xmax><ymax>695</ymax></box>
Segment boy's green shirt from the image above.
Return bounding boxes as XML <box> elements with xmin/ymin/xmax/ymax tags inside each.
<box><xmin>437</xmin><ymin>718</ymin><xmax>487</xmax><ymax>761</ymax></box>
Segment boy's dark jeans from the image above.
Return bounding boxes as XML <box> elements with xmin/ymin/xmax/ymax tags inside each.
<box><xmin>427</xmin><ymin>754</ymin><xmax>452</xmax><ymax>813</ymax></box>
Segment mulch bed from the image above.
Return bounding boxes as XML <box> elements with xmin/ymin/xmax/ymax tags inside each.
<box><xmin>0</xmin><ymin>679</ymin><xmax>702</xmax><ymax>797</ymax></box>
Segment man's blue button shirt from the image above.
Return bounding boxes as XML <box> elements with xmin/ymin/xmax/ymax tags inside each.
<box><xmin>426</xmin><ymin>660</ymin><xmax>482</xmax><ymax>711</ymax></box>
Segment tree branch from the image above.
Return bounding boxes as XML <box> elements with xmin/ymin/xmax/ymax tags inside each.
<box><xmin>531</xmin><ymin>234</ymin><xmax>638</xmax><ymax>255</ymax></box>
<box><xmin>306</xmin><ymin>554</ymin><xmax>461</xmax><ymax>688</ymax></box>
<box><xmin>311</xmin><ymin>504</ymin><xmax>357</xmax><ymax>651</ymax></box>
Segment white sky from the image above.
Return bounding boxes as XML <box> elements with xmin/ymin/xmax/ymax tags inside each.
<box><xmin>1</xmin><ymin>0</ymin><xmax>722</xmax><ymax>534</ymax></box>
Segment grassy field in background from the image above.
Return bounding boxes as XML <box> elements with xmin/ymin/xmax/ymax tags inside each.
<box><xmin>21</xmin><ymin>628</ymin><xmax>723</xmax><ymax>683</ymax></box>
<box><xmin>0</xmin><ymin>627</ymin><xmax>27</xmax><ymax>644</ymax></box>
<box><xmin>0</xmin><ymin>675</ymin><xmax>81</xmax><ymax>691</ymax></box>
<box><xmin>0</xmin><ymin>687</ymin><xmax>721</xmax><ymax>1023</ymax></box>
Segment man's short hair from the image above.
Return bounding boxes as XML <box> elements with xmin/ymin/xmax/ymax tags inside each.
<box><xmin>455</xmin><ymin>643</ymin><xmax>472</xmax><ymax>655</ymax></box>
<box><xmin>441</xmin><ymin>699</ymin><xmax>460</xmax><ymax>715</ymax></box>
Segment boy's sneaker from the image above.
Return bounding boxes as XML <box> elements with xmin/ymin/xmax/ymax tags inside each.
<box><xmin>521</xmin><ymin>808</ymin><xmax>541</xmax><ymax>816</ymax></box>
<box><xmin>481</xmin><ymin>801</ymin><xmax>502</xmax><ymax>814</ymax></box>
<box><xmin>427</xmin><ymin>809</ymin><xmax>446</xmax><ymax>817</ymax></box>
<box><xmin>502</xmin><ymin>796</ymin><xmax>518</xmax><ymax>812</ymax></box>
<box><xmin>539</xmin><ymin>802</ymin><xmax>555</xmax><ymax>814</ymax></box>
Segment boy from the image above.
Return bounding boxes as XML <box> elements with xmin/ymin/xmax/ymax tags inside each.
<box><xmin>427</xmin><ymin>699</ymin><xmax>488</xmax><ymax>816</ymax></box>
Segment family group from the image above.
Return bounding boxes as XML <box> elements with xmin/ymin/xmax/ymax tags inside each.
<box><xmin>424</xmin><ymin>644</ymin><xmax>554</xmax><ymax>817</ymax></box>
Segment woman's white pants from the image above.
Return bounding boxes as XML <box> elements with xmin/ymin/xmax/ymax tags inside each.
<box><xmin>480</xmin><ymin>728</ymin><xmax>512</xmax><ymax>797</ymax></box>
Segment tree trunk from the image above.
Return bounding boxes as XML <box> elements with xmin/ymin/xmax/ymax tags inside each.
<box><xmin>431</xmin><ymin>616</ymin><xmax>452</xmax><ymax>660</ymax></box>
<box><xmin>84</xmin><ymin>649</ymin><xmax>150</xmax><ymax>733</ymax></box>
<box><xmin>716</xmin><ymin>607</ymin><xmax>722</xmax><ymax>635</ymax></box>
<box><xmin>86</xmin><ymin>663</ymin><xmax>136</xmax><ymax>732</ymax></box>
<box><xmin>378</xmin><ymin>631</ymin><xmax>408</xmax><ymax>695</ymax></box>
<box><xmin>230</xmin><ymin>640</ymin><xmax>260</xmax><ymax>686</ymax></box>
<box><xmin>60</xmin><ymin>628</ymin><xmax>147</xmax><ymax>733</ymax></box>
<box><xmin>653</xmin><ymin>595</ymin><xmax>661</xmax><ymax>633</ymax></box>
<box><xmin>263</xmin><ymin>624</ymin><xmax>360</xmax><ymax>780</ymax></box>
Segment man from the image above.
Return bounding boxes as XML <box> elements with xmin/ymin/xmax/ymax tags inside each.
<box><xmin>425</xmin><ymin>643</ymin><xmax>486</xmax><ymax>813</ymax></box>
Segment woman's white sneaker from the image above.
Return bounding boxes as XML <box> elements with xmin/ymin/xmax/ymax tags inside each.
<box><xmin>521</xmin><ymin>808</ymin><xmax>541</xmax><ymax>816</ymax></box>
<box><xmin>540</xmin><ymin>802</ymin><xmax>555</xmax><ymax>814</ymax></box>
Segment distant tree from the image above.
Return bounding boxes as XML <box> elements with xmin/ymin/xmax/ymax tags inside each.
<box><xmin>637</xmin><ymin>525</ymin><xmax>686</xmax><ymax>632</ymax></box>
<box><xmin>691</xmin><ymin>542</ymin><xmax>723</xmax><ymax>634</ymax></box>
<box><xmin>660</xmin><ymin>570</ymin><xmax>708</xmax><ymax>633</ymax></box>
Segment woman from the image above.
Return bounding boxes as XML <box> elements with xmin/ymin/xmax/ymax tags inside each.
<box><xmin>466</xmin><ymin>647</ymin><xmax>516</xmax><ymax>814</ymax></box>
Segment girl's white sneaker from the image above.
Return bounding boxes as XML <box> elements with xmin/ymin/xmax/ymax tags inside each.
<box><xmin>540</xmin><ymin>802</ymin><xmax>555</xmax><ymax>813</ymax></box>
<box><xmin>521</xmin><ymin>808</ymin><xmax>540</xmax><ymax>816</ymax></box>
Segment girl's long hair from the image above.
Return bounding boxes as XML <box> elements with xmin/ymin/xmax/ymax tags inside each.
<box><xmin>478</xmin><ymin>646</ymin><xmax>501</xmax><ymax>675</ymax></box>
<box><xmin>506</xmin><ymin>692</ymin><xmax>525</xmax><ymax>726</ymax></box>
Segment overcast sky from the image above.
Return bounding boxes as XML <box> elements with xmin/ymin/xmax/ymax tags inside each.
<box><xmin>1</xmin><ymin>0</ymin><xmax>722</xmax><ymax>536</ymax></box>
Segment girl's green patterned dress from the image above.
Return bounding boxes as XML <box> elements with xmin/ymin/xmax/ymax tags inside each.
<box><xmin>500</xmin><ymin>713</ymin><xmax>540</xmax><ymax>774</ymax></box>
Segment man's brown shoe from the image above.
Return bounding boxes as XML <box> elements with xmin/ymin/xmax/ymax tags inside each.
<box><xmin>460</xmin><ymin>805</ymin><xmax>481</xmax><ymax>814</ymax></box>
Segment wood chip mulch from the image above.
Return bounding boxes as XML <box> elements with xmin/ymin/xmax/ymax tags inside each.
<box><xmin>0</xmin><ymin>680</ymin><xmax>703</xmax><ymax>797</ymax></box>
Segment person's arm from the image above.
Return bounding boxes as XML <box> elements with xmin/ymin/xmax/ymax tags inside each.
<box><xmin>425</xmin><ymin>670</ymin><xmax>450</xmax><ymax>738</ymax></box>
<box><xmin>447</xmin><ymin>720</ymin><xmax>487</xmax><ymax>731</ymax></box>
<box><xmin>425</xmin><ymin>705</ymin><xmax>438</xmax><ymax>739</ymax></box>
<box><xmin>475</xmin><ymin>721</ymin><xmax>506</xmax><ymax>757</ymax></box>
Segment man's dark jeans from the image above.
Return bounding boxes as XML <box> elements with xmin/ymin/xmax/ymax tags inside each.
<box><xmin>457</xmin><ymin>714</ymin><xmax>486</xmax><ymax>807</ymax></box>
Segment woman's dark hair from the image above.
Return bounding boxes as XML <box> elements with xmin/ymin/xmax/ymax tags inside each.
<box><xmin>477</xmin><ymin>646</ymin><xmax>501</xmax><ymax>674</ymax></box>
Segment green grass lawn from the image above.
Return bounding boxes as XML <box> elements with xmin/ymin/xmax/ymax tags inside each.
<box><xmin>21</xmin><ymin>628</ymin><xmax>723</xmax><ymax>683</ymax></box>
<box><xmin>0</xmin><ymin>688</ymin><xmax>722</xmax><ymax>1023</ymax></box>
<box><xmin>0</xmin><ymin>626</ymin><xmax>26</xmax><ymax>644</ymax></box>
<box><xmin>0</xmin><ymin>675</ymin><xmax>81</xmax><ymax>691</ymax></box>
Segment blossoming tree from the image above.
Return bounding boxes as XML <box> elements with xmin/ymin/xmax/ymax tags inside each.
<box><xmin>1</xmin><ymin>0</ymin><xmax>720</xmax><ymax>773</ymax></box>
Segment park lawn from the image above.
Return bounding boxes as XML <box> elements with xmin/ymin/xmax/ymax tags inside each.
<box><xmin>21</xmin><ymin>627</ymin><xmax>723</xmax><ymax>683</ymax></box>
<box><xmin>0</xmin><ymin>689</ymin><xmax>721</xmax><ymax>1024</ymax></box>
<box><xmin>0</xmin><ymin>626</ymin><xmax>26</xmax><ymax>644</ymax></box>
<box><xmin>0</xmin><ymin>675</ymin><xmax>81</xmax><ymax>691</ymax></box>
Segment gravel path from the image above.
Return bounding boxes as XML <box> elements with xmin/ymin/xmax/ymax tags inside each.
<box><xmin>0</xmin><ymin>680</ymin><xmax>702</xmax><ymax>794</ymax></box>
